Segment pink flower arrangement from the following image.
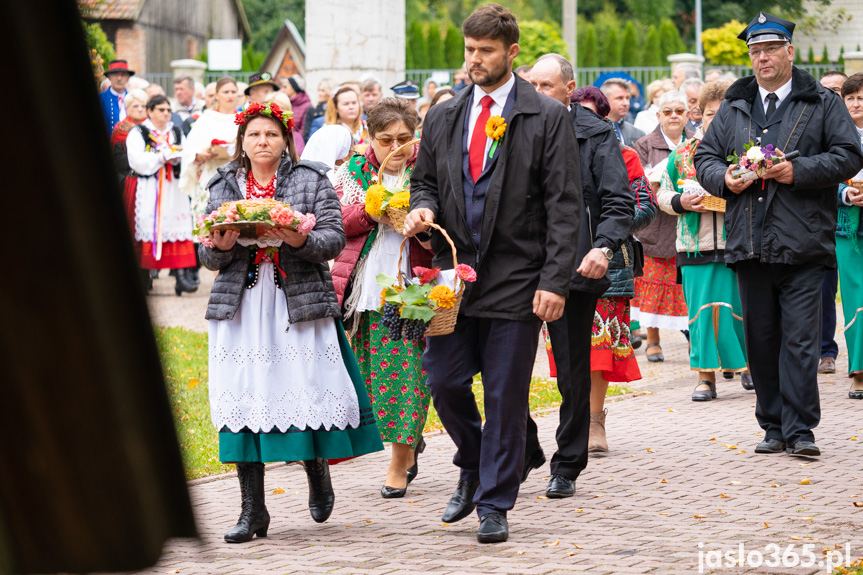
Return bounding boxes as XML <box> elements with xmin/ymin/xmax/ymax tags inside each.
<box><xmin>296</xmin><ymin>213</ymin><xmax>316</xmax><ymax>235</ymax></box>
<box><xmin>455</xmin><ymin>264</ymin><xmax>477</xmax><ymax>282</ymax></box>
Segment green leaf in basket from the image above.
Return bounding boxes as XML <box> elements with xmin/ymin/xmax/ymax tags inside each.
<box><xmin>376</xmin><ymin>273</ymin><xmax>398</xmax><ymax>290</ymax></box>
<box><xmin>400</xmin><ymin>304</ymin><xmax>436</xmax><ymax>322</ymax></box>
<box><xmin>400</xmin><ymin>283</ymin><xmax>429</xmax><ymax>306</ymax></box>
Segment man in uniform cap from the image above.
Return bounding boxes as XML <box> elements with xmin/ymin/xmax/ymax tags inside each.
<box><xmin>245</xmin><ymin>72</ymin><xmax>280</xmax><ymax>103</ymax></box>
<box><xmin>695</xmin><ymin>13</ymin><xmax>863</xmax><ymax>457</ymax></box>
<box><xmin>99</xmin><ymin>59</ymin><xmax>135</xmax><ymax>132</ymax></box>
<box><xmin>391</xmin><ymin>79</ymin><xmax>420</xmax><ymax>100</ymax></box>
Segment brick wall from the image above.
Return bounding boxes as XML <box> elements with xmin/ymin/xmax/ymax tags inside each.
<box><xmin>115</xmin><ymin>24</ymin><xmax>147</xmax><ymax>75</ymax></box>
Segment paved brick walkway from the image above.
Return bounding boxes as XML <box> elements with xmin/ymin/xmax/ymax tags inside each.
<box><xmin>138</xmin><ymin>277</ymin><xmax>863</xmax><ymax>574</ymax></box>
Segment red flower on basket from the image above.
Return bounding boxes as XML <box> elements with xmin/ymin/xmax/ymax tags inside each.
<box><xmin>211</xmin><ymin>139</ymin><xmax>228</xmax><ymax>146</ymax></box>
<box><xmin>413</xmin><ymin>266</ymin><xmax>441</xmax><ymax>285</ymax></box>
<box><xmin>455</xmin><ymin>264</ymin><xmax>478</xmax><ymax>282</ymax></box>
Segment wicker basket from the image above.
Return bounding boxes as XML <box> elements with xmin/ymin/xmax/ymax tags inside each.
<box><xmin>700</xmin><ymin>195</ymin><xmax>726</xmax><ymax>213</ymax></box>
<box><xmin>852</xmin><ymin>180</ymin><xmax>863</xmax><ymax>190</ymax></box>
<box><xmin>397</xmin><ymin>222</ymin><xmax>465</xmax><ymax>337</ymax></box>
<box><xmin>377</xmin><ymin>138</ymin><xmax>420</xmax><ymax>235</ymax></box>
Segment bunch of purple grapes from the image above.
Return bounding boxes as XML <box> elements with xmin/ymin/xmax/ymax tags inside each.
<box><xmin>402</xmin><ymin>319</ymin><xmax>428</xmax><ymax>341</ymax></box>
<box><xmin>381</xmin><ymin>303</ymin><xmax>403</xmax><ymax>340</ymax></box>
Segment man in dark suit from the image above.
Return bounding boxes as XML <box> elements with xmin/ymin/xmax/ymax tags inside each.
<box><xmin>522</xmin><ymin>54</ymin><xmax>633</xmax><ymax>497</ymax></box>
<box><xmin>695</xmin><ymin>12</ymin><xmax>863</xmax><ymax>457</ymax></box>
<box><xmin>601</xmin><ymin>78</ymin><xmax>645</xmax><ymax>146</ymax></box>
<box><xmin>404</xmin><ymin>4</ymin><xmax>581</xmax><ymax>544</ymax></box>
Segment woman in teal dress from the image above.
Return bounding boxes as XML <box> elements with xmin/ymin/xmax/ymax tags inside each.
<box><xmin>656</xmin><ymin>81</ymin><xmax>752</xmax><ymax>401</ymax></box>
<box><xmin>838</xmin><ymin>73</ymin><xmax>863</xmax><ymax>398</ymax></box>
<box><xmin>201</xmin><ymin>101</ymin><xmax>382</xmax><ymax>543</ymax></box>
<box><xmin>331</xmin><ymin>98</ymin><xmax>433</xmax><ymax>498</ymax></box>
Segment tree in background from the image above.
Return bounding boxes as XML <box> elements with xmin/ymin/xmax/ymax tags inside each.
<box><xmin>620</xmin><ymin>22</ymin><xmax>640</xmax><ymax>67</ymax></box>
<box><xmin>625</xmin><ymin>0</ymin><xmax>674</xmax><ymax>26</ymax></box>
<box><xmin>427</xmin><ymin>23</ymin><xmax>446</xmax><ymax>69</ymax></box>
<box><xmin>659</xmin><ymin>19</ymin><xmax>685</xmax><ymax>58</ymax></box>
<box><xmin>83</xmin><ymin>21</ymin><xmax>115</xmax><ymax>88</ymax></box>
<box><xmin>243</xmin><ymin>0</ymin><xmax>303</xmax><ymax>60</ymax></box>
<box><xmin>701</xmin><ymin>20</ymin><xmax>749</xmax><ymax>66</ymax></box>
<box><xmin>445</xmin><ymin>23</ymin><xmax>463</xmax><ymax>68</ymax></box>
<box><xmin>838</xmin><ymin>46</ymin><xmax>845</xmax><ymax>66</ymax></box>
<box><xmin>807</xmin><ymin>45</ymin><xmax>815</xmax><ymax>64</ymax></box>
<box><xmin>821</xmin><ymin>44</ymin><xmax>831</xmax><ymax>65</ymax></box>
<box><xmin>603</xmin><ymin>27</ymin><xmax>622</xmax><ymax>67</ymax></box>
<box><xmin>513</xmin><ymin>20</ymin><xmax>571</xmax><ymax>68</ymax></box>
<box><xmin>408</xmin><ymin>20</ymin><xmax>430</xmax><ymax>69</ymax></box>
<box><xmin>641</xmin><ymin>26</ymin><xmax>662</xmax><ymax>66</ymax></box>
<box><xmin>579</xmin><ymin>23</ymin><xmax>599</xmax><ymax>67</ymax></box>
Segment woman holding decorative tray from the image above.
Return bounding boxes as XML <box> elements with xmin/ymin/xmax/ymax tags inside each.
<box><xmin>199</xmin><ymin>101</ymin><xmax>383</xmax><ymax>543</ymax></box>
<box><xmin>838</xmin><ymin>73</ymin><xmax>863</xmax><ymax>399</ymax></box>
<box><xmin>125</xmin><ymin>94</ymin><xmax>197</xmax><ymax>296</ymax></box>
<box><xmin>656</xmin><ymin>81</ymin><xmax>752</xmax><ymax>402</ymax></box>
<box><xmin>331</xmin><ymin>97</ymin><xmax>433</xmax><ymax>499</ymax></box>
<box><xmin>181</xmin><ymin>77</ymin><xmax>241</xmax><ymax>220</ymax></box>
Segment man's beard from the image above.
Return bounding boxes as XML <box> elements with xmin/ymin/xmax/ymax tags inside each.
<box><xmin>469</xmin><ymin>60</ymin><xmax>510</xmax><ymax>87</ymax></box>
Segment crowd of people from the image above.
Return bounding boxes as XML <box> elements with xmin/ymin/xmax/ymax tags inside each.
<box><xmin>98</xmin><ymin>3</ymin><xmax>863</xmax><ymax>546</ymax></box>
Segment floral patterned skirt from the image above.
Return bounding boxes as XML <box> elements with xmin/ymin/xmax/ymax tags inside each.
<box><xmin>542</xmin><ymin>298</ymin><xmax>641</xmax><ymax>383</ymax></box>
<box><xmin>352</xmin><ymin>311</ymin><xmax>430</xmax><ymax>446</ymax></box>
<box><xmin>591</xmin><ymin>297</ymin><xmax>642</xmax><ymax>383</ymax></box>
<box><xmin>633</xmin><ymin>256</ymin><xmax>688</xmax><ymax>330</ymax></box>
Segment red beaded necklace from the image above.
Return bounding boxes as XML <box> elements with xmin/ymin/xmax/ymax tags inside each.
<box><xmin>246</xmin><ymin>170</ymin><xmax>277</xmax><ymax>199</ymax></box>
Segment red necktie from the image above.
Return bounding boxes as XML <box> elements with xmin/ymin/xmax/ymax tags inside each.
<box><xmin>469</xmin><ymin>95</ymin><xmax>494</xmax><ymax>182</ymax></box>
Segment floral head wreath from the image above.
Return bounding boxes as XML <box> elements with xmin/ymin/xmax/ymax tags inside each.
<box><xmin>234</xmin><ymin>101</ymin><xmax>295</xmax><ymax>132</ymax></box>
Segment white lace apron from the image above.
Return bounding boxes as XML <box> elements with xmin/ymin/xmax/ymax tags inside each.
<box><xmin>208</xmin><ymin>261</ymin><xmax>361</xmax><ymax>432</ymax></box>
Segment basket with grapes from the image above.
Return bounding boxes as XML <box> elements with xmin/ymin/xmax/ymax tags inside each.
<box><xmin>376</xmin><ymin>223</ymin><xmax>476</xmax><ymax>340</ymax></box>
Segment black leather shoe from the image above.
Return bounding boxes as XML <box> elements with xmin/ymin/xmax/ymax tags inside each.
<box><xmin>406</xmin><ymin>437</ymin><xmax>426</xmax><ymax>484</ymax></box>
<box><xmin>786</xmin><ymin>441</ymin><xmax>820</xmax><ymax>457</ymax></box>
<box><xmin>849</xmin><ymin>380</ymin><xmax>863</xmax><ymax>399</ymax></box>
<box><xmin>691</xmin><ymin>381</ymin><xmax>717</xmax><ymax>402</ymax></box>
<box><xmin>380</xmin><ymin>484</ymin><xmax>406</xmax><ymax>499</ymax></box>
<box><xmin>174</xmin><ymin>268</ymin><xmax>199</xmax><ymax>296</ymax></box>
<box><xmin>754</xmin><ymin>439</ymin><xmax>786</xmax><ymax>454</ymax></box>
<box><xmin>477</xmin><ymin>512</ymin><xmax>509</xmax><ymax>544</ymax></box>
<box><xmin>521</xmin><ymin>448</ymin><xmax>546</xmax><ymax>484</ymax></box>
<box><xmin>723</xmin><ymin>371</ymin><xmax>734</xmax><ymax>379</ymax></box>
<box><xmin>441</xmin><ymin>479</ymin><xmax>479</xmax><ymax>523</ymax></box>
<box><xmin>302</xmin><ymin>458</ymin><xmax>335</xmax><ymax>523</ymax></box>
<box><xmin>630</xmin><ymin>333</ymin><xmax>642</xmax><ymax>350</ymax></box>
<box><xmin>224</xmin><ymin>462</ymin><xmax>270</xmax><ymax>543</ymax></box>
<box><xmin>545</xmin><ymin>474</ymin><xmax>575</xmax><ymax>498</ymax></box>
<box><xmin>741</xmin><ymin>373</ymin><xmax>754</xmax><ymax>390</ymax></box>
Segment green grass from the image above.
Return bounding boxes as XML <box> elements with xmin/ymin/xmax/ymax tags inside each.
<box><xmin>156</xmin><ymin>326</ymin><xmax>633</xmax><ymax>478</ymax></box>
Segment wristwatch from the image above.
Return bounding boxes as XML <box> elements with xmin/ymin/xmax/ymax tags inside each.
<box><xmin>599</xmin><ymin>247</ymin><xmax>614</xmax><ymax>261</ymax></box>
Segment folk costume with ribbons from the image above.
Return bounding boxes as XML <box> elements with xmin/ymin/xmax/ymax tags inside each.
<box><xmin>125</xmin><ymin>120</ymin><xmax>196</xmax><ymax>270</ymax></box>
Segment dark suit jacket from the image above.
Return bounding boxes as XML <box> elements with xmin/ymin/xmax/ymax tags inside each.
<box><xmin>410</xmin><ymin>76</ymin><xmax>582</xmax><ymax>321</ymax></box>
<box><xmin>620</xmin><ymin>121</ymin><xmax>645</xmax><ymax>147</ymax></box>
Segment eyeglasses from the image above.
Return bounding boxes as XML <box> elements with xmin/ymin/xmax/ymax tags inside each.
<box><xmin>374</xmin><ymin>135</ymin><xmax>414</xmax><ymax>147</ymax></box>
<box><xmin>661</xmin><ymin>108</ymin><xmax>686</xmax><ymax>117</ymax></box>
<box><xmin>748</xmin><ymin>44</ymin><xmax>788</xmax><ymax>58</ymax></box>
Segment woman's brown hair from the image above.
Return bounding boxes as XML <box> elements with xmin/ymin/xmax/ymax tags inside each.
<box><xmin>325</xmin><ymin>86</ymin><xmax>363</xmax><ymax>133</ymax></box>
<box><xmin>698</xmin><ymin>81</ymin><xmax>731</xmax><ymax>112</ymax></box>
<box><xmin>366</xmin><ymin>97</ymin><xmax>419</xmax><ymax>138</ymax></box>
<box><xmin>230</xmin><ymin>113</ymin><xmax>299</xmax><ymax>171</ymax></box>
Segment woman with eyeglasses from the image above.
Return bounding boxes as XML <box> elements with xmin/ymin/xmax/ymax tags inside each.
<box><xmin>656</xmin><ymin>82</ymin><xmax>753</xmax><ymax>401</ymax></box>
<box><xmin>331</xmin><ymin>97</ymin><xmax>433</xmax><ymax>499</ymax></box>
<box><xmin>632</xmin><ymin>91</ymin><xmax>694</xmax><ymax>364</ymax></box>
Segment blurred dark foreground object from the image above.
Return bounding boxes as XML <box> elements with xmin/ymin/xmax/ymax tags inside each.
<box><xmin>0</xmin><ymin>1</ymin><xmax>197</xmax><ymax>573</ymax></box>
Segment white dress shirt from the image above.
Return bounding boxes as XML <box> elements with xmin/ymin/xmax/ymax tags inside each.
<box><xmin>110</xmin><ymin>87</ymin><xmax>128</xmax><ymax>122</ymax></box>
<box><xmin>758</xmin><ymin>78</ymin><xmax>793</xmax><ymax>114</ymax></box>
<box><xmin>466</xmin><ymin>72</ymin><xmax>516</xmax><ymax>171</ymax></box>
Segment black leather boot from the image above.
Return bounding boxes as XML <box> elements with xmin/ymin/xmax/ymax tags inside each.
<box><xmin>224</xmin><ymin>462</ymin><xmax>270</xmax><ymax>543</ymax></box>
<box><xmin>174</xmin><ymin>268</ymin><xmax>198</xmax><ymax>296</ymax></box>
<box><xmin>302</xmin><ymin>458</ymin><xmax>335</xmax><ymax>523</ymax></box>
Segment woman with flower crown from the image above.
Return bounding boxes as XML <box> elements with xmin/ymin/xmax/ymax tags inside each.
<box><xmin>200</xmin><ymin>101</ymin><xmax>383</xmax><ymax>543</ymax></box>
<box><xmin>331</xmin><ymin>97</ymin><xmax>434</xmax><ymax>499</ymax></box>
<box><xmin>125</xmin><ymin>94</ymin><xmax>198</xmax><ymax>296</ymax></box>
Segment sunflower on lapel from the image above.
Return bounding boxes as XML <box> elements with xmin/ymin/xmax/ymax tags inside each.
<box><xmin>485</xmin><ymin>116</ymin><xmax>506</xmax><ymax>158</ymax></box>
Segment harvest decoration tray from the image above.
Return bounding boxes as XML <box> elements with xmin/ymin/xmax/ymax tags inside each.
<box><xmin>209</xmin><ymin>221</ymin><xmax>296</xmax><ymax>239</ymax></box>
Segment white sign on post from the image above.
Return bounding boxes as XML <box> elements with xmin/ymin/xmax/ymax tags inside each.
<box><xmin>208</xmin><ymin>39</ymin><xmax>243</xmax><ymax>71</ymax></box>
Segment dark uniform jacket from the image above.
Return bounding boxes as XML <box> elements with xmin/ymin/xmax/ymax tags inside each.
<box><xmin>569</xmin><ymin>104</ymin><xmax>633</xmax><ymax>294</ymax></box>
<box><xmin>694</xmin><ymin>66</ymin><xmax>863</xmax><ymax>268</ymax></box>
<box><xmin>410</xmin><ymin>76</ymin><xmax>582</xmax><ymax>321</ymax></box>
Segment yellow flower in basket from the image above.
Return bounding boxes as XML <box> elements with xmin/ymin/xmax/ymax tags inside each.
<box><xmin>365</xmin><ymin>183</ymin><xmax>386</xmax><ymax>217</ymax></box>
<box><xmin>429</xmin><ymin>285</ymin><xmax>457</xmax><ymax>309</ymax></box>
<box><xmin>389</xmin><ymin>190</ymin><xmax>410</xmax><ymax>210</ymax></box>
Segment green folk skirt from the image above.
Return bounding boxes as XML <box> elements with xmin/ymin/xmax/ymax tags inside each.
<box><xmin>218</xmin><ymin>322</ymin><xmax>384</xmax><ymax>463</ymax></box>
<box><xmin>837</xmin><ymin>236</ymin><xmax>863</xmax><ymax>374</ymax></box>
<box><xmin>681</xmin><ymin>263</ymin><xmax>748</xmax><ymax>372</ymax></box>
